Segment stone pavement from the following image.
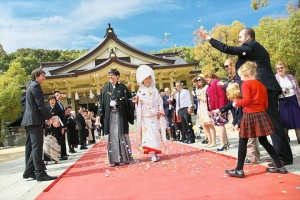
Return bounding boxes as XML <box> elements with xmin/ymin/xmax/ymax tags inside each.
<box><xmin>0</xmin><ymin>116</ymin><xmax>299</xmax><ymax>200</ymax></box>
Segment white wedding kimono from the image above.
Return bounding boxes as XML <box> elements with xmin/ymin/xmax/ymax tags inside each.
<box><xmin>135</xmin><ymin>65</ymin><xmax>167</xmax><ymax>154</ymax></box>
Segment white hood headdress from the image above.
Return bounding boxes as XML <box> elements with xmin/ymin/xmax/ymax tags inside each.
<box><xmin>136</xmin><ymin>65</ymin><xmax>156</xmax><ymax>88</ymax></box>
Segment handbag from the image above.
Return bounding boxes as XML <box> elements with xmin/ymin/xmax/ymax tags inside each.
<box><xmin>43</xmin><ymin>135</ymin><xmax>61</xmax><ymax>162</ymax></box>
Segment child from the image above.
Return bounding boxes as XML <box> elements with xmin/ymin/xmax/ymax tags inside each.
<box><xmin>225</xmin><ymin>61</ymin><xmax>288</xmax><ymax>177</ymax></box>
<box><xmin>133</xmin><ymin>65</ymin><xmax>167</xmax><ymax>162</ymax></box>
<box><xmin>226</xmin><ymin>83</ymin><xmax>260</xmax><ymax>164</ymax></box>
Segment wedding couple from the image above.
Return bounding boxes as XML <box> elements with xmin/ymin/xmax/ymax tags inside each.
<box><xmin>97</xmin><ymin>66</ymin><xmax>167</xmax><ymax>167</ymax></box>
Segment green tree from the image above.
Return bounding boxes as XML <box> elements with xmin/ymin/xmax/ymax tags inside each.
<box><xmin>0</xmin><ymin>62</ymin><xmax>28</xmax><ymax>146</ymax></box>
<box><xmin>254</xmin><ymin>7</ymin><xmax>300</xmax><ymax>80</ymax></box>
<box><xmin>157</xmin><ymin>46</ymin><xmax>198</xmax><ymax>64</ymax></box>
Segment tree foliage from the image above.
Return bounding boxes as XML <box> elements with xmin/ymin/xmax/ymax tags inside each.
<box><xmin>193</xmin><ymin>21</ymin><xmax>245</xmax><ymax>78</ymax></box>
<box><xmin>0</xmin><ymin>48</ymin><xmax>88</xmax><ymax>75</ymax></box>
<box><xmin>0</xmin><ymin>62</ymin><xmax>28</xmax><ymax>143</ymax></box>
<box><xmin>157</xmin><ymin>46</ymin><xmax>198</xmax><ymax>64</ymax></box>
<box><xmin>250</xmin><ymin>0</ymin><xmax>300</xmax><ymax>10</ymax></box>
<box><xmin>254</xmin><ymin>7</ymin><xmax>300</xmax><ymax>80</ymax></box>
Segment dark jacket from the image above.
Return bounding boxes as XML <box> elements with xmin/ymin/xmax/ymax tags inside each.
<box><xmin>98</xmin><ymin>82</ymin><xmax>134</xmax><ymax>135</ymax></box>
<box><xmin>162</xmin><ymin>94</ymin><xmax>172</xmax><ymax>116</ymax></box>
<box><xmin>20</xmin><ymin>92</ymin><xmax>26</xmax><ymax>114</ymax></box>
<box><xmin>21</xmin><ymin>80</ymin><xmax>52</xmax><ymax>126</ymax></box>
<box><xmin>209</xmin><ymin>38</ymin><xmax>281</xmax><ymax>92</ymax></box>
<box><xmin>76</xmin><ymin>113</ymin><xmax>86</xmax><ymax>131</ymax></box>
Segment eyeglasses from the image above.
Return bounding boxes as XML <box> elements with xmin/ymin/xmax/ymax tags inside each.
<box><xmin>276</xmin><ymin>67</ymin><xmax>284</xmax><ymax>70</ymax></box>
<box><xmin>224</xmin><ymin>65</ymin><xmax>229</xmax><ymax>68</ymax></box>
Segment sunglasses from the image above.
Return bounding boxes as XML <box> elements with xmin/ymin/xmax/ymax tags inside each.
<box><xmin>224</xmin><ymin>65</ymin><xmax>229</xmax><ymax>68</ymax></box>
<box><xmin>276</xmin><ymin>67</ymin><xmax>284</xmax><ymax>70</ymax></box>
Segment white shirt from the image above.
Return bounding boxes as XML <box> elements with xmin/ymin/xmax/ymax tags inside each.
<box><xmin>175</xmin><ymin>89</ymin><xmax>192</xmax><ymax>112</ymax></box>
<box><xmin>279</xmin><ymin>76</ymin><xmax>295</xmax><ymax>98</ymax></box>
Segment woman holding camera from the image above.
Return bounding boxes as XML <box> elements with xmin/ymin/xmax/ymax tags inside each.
<box><xmin>275</xmin><ymin>61</ymin><xmax>300</xmax><ymax>144</ymax></box>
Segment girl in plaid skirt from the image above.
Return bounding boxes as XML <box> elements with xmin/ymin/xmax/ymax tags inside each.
<box><xmin>225</xmin><ymin>61</ymin><xmax>288</xmax><ymax>178</ymax></box>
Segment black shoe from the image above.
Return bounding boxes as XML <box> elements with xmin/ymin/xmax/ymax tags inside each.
<box><xmin>266</xmin><ymin>167</ymin><xmax>288</xmax><ymax>174</ymax></box>
<box><xmin>201</xmin><ymin>139</ymin><xmax>208</xmax><ymax>144</ymax></box>
<box><xmin>217</xmin><ymin>145</ymin><xmax>228</xmax><ymax>151</ymax></box>
<box><xmin>225</xmin><ymin>169</ymin><xmax>245</xmax><ymax>178</ymax></box>
<box><xmin>60</xmin><ymin>156</ymin><xmax>68</xmax><ymax>161</ymax></box>
<box><xmin>186</xmin><ymin>140</ymin><xmax>195</xmax><ymax>144</ymax></box>
<box><xmin>182</xmin><ymin>140</ymin><xmax>188</xmax><ymax>143</ymax></box>
<box><xmin>36</xmin><ymin>174</ymin><xmax>57</xmax><ymax>181</ymax></box>
<box><xmin>196</xmin><ymin>136</ymin><xmax>201</xmax><ymax>140</ymax></box>
<box><xmin>23</xmin><ymin>173</ymin><xmax>36</xmax><ymax>179</ymax></box>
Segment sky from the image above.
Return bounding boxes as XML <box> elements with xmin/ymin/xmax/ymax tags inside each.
<box><xmin>0</xmin><ymin>0</ymin><xmax>291</xmax><ymax>54</ymax></box>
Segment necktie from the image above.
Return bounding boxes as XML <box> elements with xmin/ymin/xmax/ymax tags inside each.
<box><xmin>178</xmin><ymin>91</ymin><xmax>181</xmax><ymax>108</ymax></box>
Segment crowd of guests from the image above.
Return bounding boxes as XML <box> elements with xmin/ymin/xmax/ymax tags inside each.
<box><xmin>21</xmin><ymin>28</ymin><xmax>298</xmax><ymax>181</ymax></box>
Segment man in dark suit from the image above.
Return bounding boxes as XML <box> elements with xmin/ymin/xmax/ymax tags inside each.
<box><xmin>196</xmin><ymin>28</ymin><xmax>293</xmax><ymax>164</ymax></box>
<box><xmin>20</xmin><ymin>80</ymin><xmax>31</xmax><ymax>166</ymax></box>
<box><xmin>22</xmin><ymin>68</ymin><xmax>58</xmax><ymax>181</ymax></box>
<box><xmin>162</xmin><ymin>88</ymin><xmax>174</xmax><ymax>140</ymax></box>
<box><xmin>76</xmin><ymin>106</ymin><xmax>87</xmax><ymax>150</ymax></box>
<box><xmin>54</xmin><ymin>91</ymin><xmax>68</xmax><ymax>159</ymax></box>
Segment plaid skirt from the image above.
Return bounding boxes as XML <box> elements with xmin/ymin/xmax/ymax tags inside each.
<box><xmin>239</xmin><ymin>112</ymin><xmax>275</xmax><ymax>138</ymax></box>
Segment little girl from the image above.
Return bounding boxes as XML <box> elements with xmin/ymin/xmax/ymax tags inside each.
<box><xmin>225</xmin><ymin>61</ymin><xmax>288</xmax><ymax>178</ymax></box>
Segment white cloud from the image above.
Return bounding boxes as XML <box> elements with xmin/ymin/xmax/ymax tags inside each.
<box><xmin>0</xmin><ymin>0</ymin><xmax>182</xmax><ymax>53</ymax></box>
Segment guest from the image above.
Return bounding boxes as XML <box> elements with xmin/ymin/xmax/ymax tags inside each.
<box><xmin>76</xmin><ymin>106</ymin><xmax>88</xmax><ymax>150</ymax></box>
<box><xmin>191</xmin><ymin>77</ymin><xmax>203</xmax><ymax>141</ymax></box>
<box><xmin>89</xmin><ymin>111</ymin><xmax>96</xmax><ymax>143</ymax></box>
<box><xmin>20</xmin><ymin>80</ymin><xmax>31</xmax><ymax>167</ymax></box>
<box><xmin>44</xmin><ymin>95</ymin><xmax>62</xmax><ymax>164</ymax></box>
<box><xmin>163</xmin><ymin>87</ymin><xmax>174</xmax><ymax>141</ymax></box>
<box><xmin>195</xmin><ymin>76</ymin><xmax>216</xmax><ymax>147</ymax></box>
<box><xmin>84</xmin><ymin>111</ymin><xmax>93</xmax><ymax>145</ymax></box>
<box><xmin>54</xmin><ymin>91</ymin><xmax>68</xmax><ymax>158</ymax></box>
<box><xmin>171</xmin><ymin>88</ymin><xmax>182</xmax><ymax>141</ymax></box>
<box><xmin>225</xmin><ymin>61</ymin><xmax>288</xmax><ymax>177</ymax></box>
<box><xmin>217</xmin><ymin>58</ymin><xmax>260</xmax><ymax>164</ymax></box>
<box><xmin>22</xmin><ymin>68</ymin><xmax>58</xmax><ymax>181</ymax></box>
<box><xmin>196</xmin><ymin>27</ymin><xmax>293</xmax><ymax>165</ymax></box>
<box><xmin>204</xmin><ymin>71</ymin><xmax>229</xmax><ymax>151</ymax></box>
<box><xmin>63</xmin><ymin>106</ymin><xmax>77</xmax><ymax>153</ymax></box>
<box><xmin>134</xmin><ymin>65</ymin><xmax>167</xmax><ymax>162</ymax></box>
<box><xmin>275</xmin><ymin>61</ymin><xmax>300</xmax><ymax>144</ymax></box>
<box><xmin>97</xmin><ymin>69</ymin><xmax>135</xmax><ymax>167</ymax></box>
<box><xmin>175</xmin><ymin>80</ymin><xmax>195</xmax><ymax>144</ymax></box>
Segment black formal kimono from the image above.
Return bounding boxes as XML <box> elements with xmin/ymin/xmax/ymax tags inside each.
<box><xmin>64</xmin><ymin>114</ymin><xmax>78</xmax><ymax>152</ymax></box>
<box><xmin>98</xmin><ymin>82</ymin><xmax>134</xmax><ymax>165</ymax></box>
<box><xmin>98</xmin><ymin>82</ymin><xmax>134</xmax><ymax>135</ymax></box>
<box><xmin>56</xmin><ymin>101</ymin><xmax>67</xmax><ymax>157</ymax></box>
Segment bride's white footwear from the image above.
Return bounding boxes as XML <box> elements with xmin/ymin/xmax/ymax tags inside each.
<box><xmin>151</xmin><ymin>153</ymin><xmax>160</xmax><ymax>162</ymax></box>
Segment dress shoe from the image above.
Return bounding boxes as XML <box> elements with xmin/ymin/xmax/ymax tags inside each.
<box><xmin>201</xmin><ymin>138</ymin><xmax>208</xmax><ymax>144</ymax></box>
<box><xmin>225</xmin><ymin>169</ymin><xmax>245</xmax><ymax>178</ymax></box>
<box><xmin>217</xmin><ymin>145</ymin><xmax>228</xmax><ymax>151</ymax></box>
<box><xmin>266</xmin><ymin>167</ymin><xmax>288</xmax><ymax>174</ymax></box>
<box><xmin>36</xmin><ymin>174</ymin><xmax>57</xmax><ymax>181</ymax></box>
<box><xmin>23</xmin><ymin>174</ymin><xmax>36</xmax><ymax>179</ymax></box>
<box><xmin>60</xmin><ymin>156</ymin><xmax>68</xmax><ymax>161</ymax></box>
<box><xmin>185</xmin><ymin>140</ymin><xmax>195</xmax><ymax>144</ymax></box>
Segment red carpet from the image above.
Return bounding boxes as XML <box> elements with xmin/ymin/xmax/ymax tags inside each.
<box><xmin>36</xmin><ymin>135</ymin><xmax>300</xmax><ymax>200</ymax></box>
